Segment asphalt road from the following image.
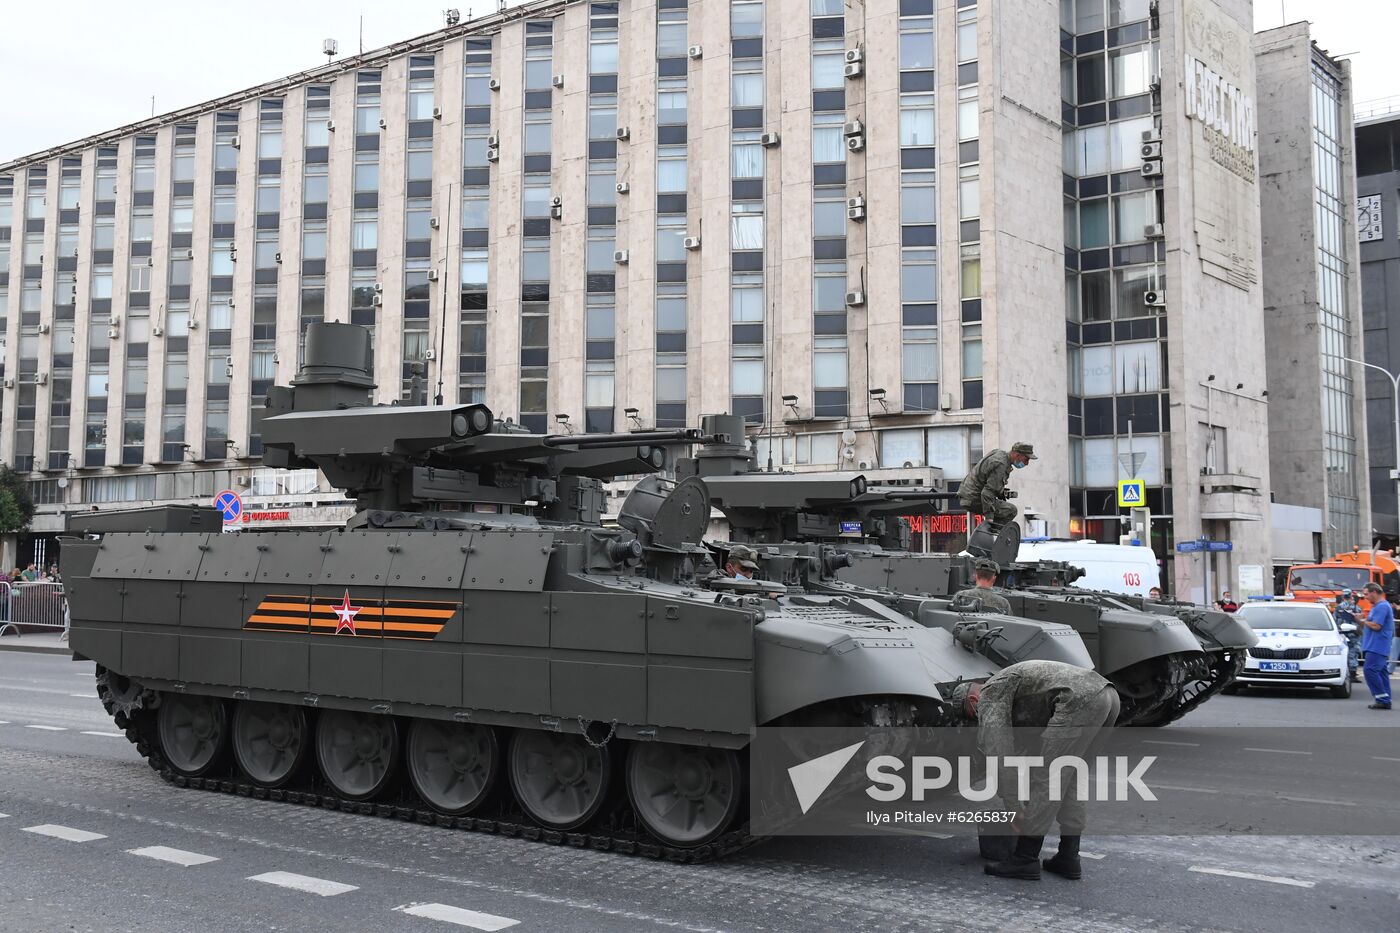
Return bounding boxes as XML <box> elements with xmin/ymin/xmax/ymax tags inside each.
<box><xmin>1</xmin><ymin>649</ymin><xmax>1397</xmax><ymax>933</ymax></box>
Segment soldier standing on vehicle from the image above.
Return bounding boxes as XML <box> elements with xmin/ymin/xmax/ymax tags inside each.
<box><xmin>958</xmin><ymin>443</ymin><xmax>1036</xmax><ymax>532</ymax></box>
<box><xmin>953</xmin><ymin>660</ymin><xmax>1120</xmax><ymax>881</ymax></box>
<box><xmin>953</xmin><ymin>558</ymin><xmax>1013</xmax><ymax>615</ymax></box>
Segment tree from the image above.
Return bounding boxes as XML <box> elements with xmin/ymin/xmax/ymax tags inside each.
<box><xmin>0</xmin><ymin>465</ymin><xmax>34</xmax><ymax>535</ymax></box>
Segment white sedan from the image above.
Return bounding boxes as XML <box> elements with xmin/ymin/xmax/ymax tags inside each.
<box><xmin>1227</xmin><ymin>601</ymin><xmax>1353</xmax><ymax>698</ymax></box>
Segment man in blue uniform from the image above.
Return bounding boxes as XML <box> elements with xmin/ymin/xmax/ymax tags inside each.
<box><xmin>1360</xmin><ymin>583</ymin><xmax>1393</xmax><ymax>710</ymax></box>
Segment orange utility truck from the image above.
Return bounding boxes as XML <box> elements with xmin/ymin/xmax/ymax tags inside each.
<box><xmin>1285</xmin><ymin>548</ymin><xmax>1400</xmax><ymax>610</ymax></box>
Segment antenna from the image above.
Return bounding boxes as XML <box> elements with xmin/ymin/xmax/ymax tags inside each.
<box><xmin>359</xmin><ymin>15</ymin><xmax>364</xmax><ymax>55</ymax></box>
<box><xmin>150</xmin><ymin>95</ymin><xmax>156</xmax><ymax>117</ymax></box>
<box><xmin>434</xmin><ymin>181</ymin><xmax>453</xmax><ymax>405</ymax></box>
<box><xmin>323</xmin><ymin>38</ymin><xmax>339</xmax><ymax>61</ymax></box>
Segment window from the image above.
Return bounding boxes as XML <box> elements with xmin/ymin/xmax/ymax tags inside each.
<box><xmin>658</xmin><ymin>154</ymin><xmax>688</xmax><ymax>193</ymax></box>
<box><xmin>732</xmin><ymin>73</ymin><xmax>763</xmax><ymax>108</ymax></box>
<box><xmin>731</xmin><ymin>1</ymin><xmax>763</xmax><ymax>38</ymax></box>
<box><xmin>812</xmin><ymin>115</ymin><xmax>846</xmax><ymax>163</ymax></box>
<box><xmin>303</xmin><ymin>173</ymin><xmax>329</xmax><ymax>204</ymax></box>
<box><xmin>956</xmin><ymin>11</ymin><xmax>977</xmax><ymax>62</ymax></box>
<box><xmin>657</xmin><ymin>22</ymin><xmax>687</xmax><ymax>57</ymax></box>
<box><xmin>900</xmin><ymin>95</ymin><xmax>935</xmax><ymax>147</ymax></box>
<box><xmin>957</xmin><ymin>86</ymin><xmax>978</xmax><ymax>140</ymax></box>
<box><xmin>211</xmin><ymin>243</ymin><xmax>235</xmax><ymax>276</ymax></box>
<box><xmin>882</xmin><ymin>429</ymin><xmax>925</xmax><ymax>468</ymax></box>
<box><xmin>731</xmin><ymin>206</ymin><xmax>763</xmax><ymax>250</ymax></box>
<box><xmin>1079</xmin><ymin>199</ymin><xmax>1109</xmax><ymax>249</ymax></box>
<box><xmin>900</xmin><ymin>30</ymin><xmax>934</xmax><ymax>71</ymax></box>
<box><xmin>901</xmin><ymin>250</ymin><xmax>937</xmax><ymax>303</ymax></box>
<box><xmin>815</xmin><ymin>199</ymin><xmax>846</xmax><ymax>237</ymax></box>
<box><xmin>407</xmin><ymin>149</ymin><xmax>433</xmax><ymax>181</ymax></box>
<box><xmin>255</xmin><ymin>182</ymin><xmax>279</xmax><ymax>214</ymax></box>
<box><xmin>353</xmin><ymin>217</ymin><xmax>378</xmax><ymax>250</ymax></box>
<box><xmin>732</xmin><ymin>287</ymin><xmax>763</xmax><ymax>323</ymax></box>
<box><xmin>813</xmin><ymin>338</ymin><xmax>848</xmax><ymax>389</ymax></box>
<box><xmin>590</xmin><ymin>39</ymin><xmax>618</xmax><ymax>74</ymax></box>
<box><xmin>258</xmin><ymin>131</ymin><xmax>282</xmax><ymax>159</ymax></box>
<box><xmin>962</xmin><ymin>325</ymin><xmax>983</xmax><ymax>378</ymax></box>
<box><xmin>1112</xmin><ymin>191</ymin><xmax>1155</xmax><ymax>244</ymax></box>
<box><xmin>128</xmin><ymin>261</ymin><xmax>152</xmax><ymax>292</ymax></box>
<box><xmin>902</xmin><ymin>328</ymin><xmax>938</xmax><ymax>384</ymax></box>
<box><xmin>131</xmin><ymin>211</ymin><xmax>154</xmax><ymax>243</ymax></box>
<box><xmin>306</xmin><ymin>120</ymin><xmax>331</xmax><ymax>147</ymax></box>
<box><xmin>408</xmin><ymin>90</ymin><xmax>435</xmax><ymax>121</ymax></box>
<box><xmin>1109</xmin><ymin>116</ymin><xmax>1154</xmax><ymax>172</ymax></box>
<box><xmin>1114</xmin><ymin>341</ymin><xmax>1161</xmax><ymax>393</ymax></box>
<box><xmin>902</xmin><ymin>173</ymin><xmax>936</xmax><ymax>224</ymax></box>
<box><xmin>354</xmin><ymin>159</ymin><xmax>379</xmax><ymax>192</ymax></box>
<box><xmin>356</xmin><ymin>105</ymin><xmax>381</xmax><ymax>134</ymax></box>
<box><xmin>732</xmin><ymin>135</ymin><xmax>763</xmax><ymax>178</ymax></box>
<box><xmin>1109</xmin><ymin>45</ymin><xmax>1153</xmax><ymax>99</ymax></box>
<box><xmin>958</xmin><ymin>171</ymin><xmax>979</xmax><ymax>220</ymax></box>
<box><xmin>812</xmin><ymin>52</ymin><xmax>844</xmax><ymax>90</ymax></box>
<box><xmin>658</xmin><ymin>84</ymin><xmax>687</xmax><ymax>124</ymax></box>
<box><xmin>732</xmin><ymin>354</ymin><xmax>764</xmax><ymax>396</ymax></box>
<box><xmin>657</xmin><ymin>297</ymin><xmax>687</xmax><ymax>331</ymax></box>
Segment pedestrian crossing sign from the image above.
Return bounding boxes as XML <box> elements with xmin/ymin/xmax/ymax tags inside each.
<box><xmin>1117</xmin><ymin>479</ymin><xmax>1145</xmax><ymax>507</ymax></box>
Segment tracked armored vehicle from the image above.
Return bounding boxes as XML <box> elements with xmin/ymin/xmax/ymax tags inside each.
<box><xmin>64</xmin><ymin>324</ymin><xmax>1007</xmax><ymax>860</ymax></box>
<box><xmin>684</xmin><ymin>416</ymin><xmax>1253</xmax><ymax>725</ymax></box>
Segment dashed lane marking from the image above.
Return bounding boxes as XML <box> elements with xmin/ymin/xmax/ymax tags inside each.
<box><xmin>393</xmin><ymin>903</ymin><xmax>520</xmax><ymax>930</ymax></box>
<box><xmin>1242</xmin><ymin>747</ymin><xmax>1311</xmax><ymax>756</ymax></box>
<box><xmin>1140</xmin><ymin>740</ymin><xmax>1200</xmax><ymax>747</ymax></box>
<box><xmin>1278</xmin><ymin>795</ymin><xmax>1355</xmax><ymax>807</ymax></box>
<box><xmin>1374</xmin><ymin>756</ymin><xmax>1400</xmax><ymax>763</ymax></box>
<box><xmin>0</xmin><ymin>812</ymin><xmax>9</xmax><ymax>819</ymax></box>
<box><xmin>1188</xmin><ymin>866</ymin><xmax>1315</xmax><ymax>888</ymax></box>
<box><xmin>69</xmin><ymin>693</ymin><xmax>94</xmax><ymax>699</ymax></box>
<box><xmin>1151</xmin><ymin>783</ymin><xmax>1220</xmax><ymax>794</ymax></box>
<box><xmin>22</xmin><ymin>824</ymin><xmax>107</xmax><ymax>843</ymax></box>
<box><xmin>81</xmin><ymin>731</ymin><xmax>126</xmax><ymax>738</ymax></box>
<box><xmin>23</xmin><ymin>725</ymin><xmax>66</xmax><ymax>732</ymax></box>
<box><xmin>248</xmin><ymin>871</ymin><xmax>358</xmax><ymax>897</ymax></box>
<box><xmin>128</xmin><ymin>845</ymin><xmax>220</xmax><ymax>866</ymax></box>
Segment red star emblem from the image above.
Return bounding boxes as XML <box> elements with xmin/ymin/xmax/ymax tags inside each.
<box><xmin>332</xmin><ymin>590</ymin><xmax>362</xmax><ymax>635</ymax></box>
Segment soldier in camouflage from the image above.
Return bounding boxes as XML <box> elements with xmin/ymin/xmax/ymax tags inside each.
<box><xmin>952</xmin><ymin>558</ymin><xmax>1013</xmax><ymax>615</ymax></box>
<box><xmin>957</xmin><ymin>442</ymin><xmax>1037</xmax><ymax>531</ymax></box>
<box><xmin>952</xmin><ymin>659</ymin><xmax>1120</xmax><ymax>881</ymax></box>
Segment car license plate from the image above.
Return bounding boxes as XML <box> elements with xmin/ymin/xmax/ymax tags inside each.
<box><xmin>1259</xmin><ymin>661</ymin><xmax>1300</xmax><ymax>672</ymax></box>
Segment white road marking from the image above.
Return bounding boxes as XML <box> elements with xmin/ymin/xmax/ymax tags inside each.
<box><xmin>1243</xmin><ymin>747</ymin><xmax>1310</xmax><ymax>756</ymax></box>
<box><xmin>1140</xmin><ymin>740</ymin><xmax>1200</xmax><ymax>747</ymax></box>
<box><xmin>24</xmin><ymin>724</ymin><xmax>66</xmax><ymax>732</ymax></box>
<box><xmin>23</xmin><ymin>824</ymin><xmax>107</xmax><ymax>843</ymax></box>
<box><xmin>1374</xmin><ymin>756</ymin><xmax>1400</xmax><ymax>763</ymax></box>
<box><xmin>1151</xmin><ymin>783</ymin><xmax>1220</xmax><ymax>795</ymax></box>
<box><xmin>1080</xmin><ymin>852</ymin><xmax>1106</xmax><ymax>860</ymax></box>
<box><xmin>248</xmin><ymin>871</ymin><xmax>358</xmax><ymax>897</ymax></box>
<box><xmin>69</xmin><ymin>693</ymin><xmax>94</xmax><ymax>699</ymax></box>
<box><xmin>1278</xmin><ymin>795</ymin><xmax>1355</xmax><ymax>807</ymax></box>
<box><xmin>1188</xmin><ymin>866</ymin><xmax>1315</xmax><ymax>888</ymax></box>
<box><xmin>393</xmin><ymin>903</ymin><xmax>520</xmax><ymax>930</ymax></box>
<box><xmin>128</xmin><ymin>845</ymin><xmax>220</xmax><ymax>866</ymax></box>
<box><xmin>0</xmin><ymin>812</ymin><xmax>9</xmax><ymax>819</ymax></box>
<box><xmin>81</xmin><ymin>731</ymin><xmax>126</xmax><ymax>738</ymax></box>
<box><xmin>0</xmin><ymin>719</ymin><xmax>9</xmax><ymax>724</ymax></box>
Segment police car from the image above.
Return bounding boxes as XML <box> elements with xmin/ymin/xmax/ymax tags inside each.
<box><xmin>1227</xmin><ymin>601</ymin><xmax>1352</xmax><ymax>698</ymax></box>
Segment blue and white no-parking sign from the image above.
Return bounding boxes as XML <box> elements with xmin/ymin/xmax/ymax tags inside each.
<box><xmin>213</xmin><ymin>489</ymin><xmax>243</xmax><ymax>524</ymax></box>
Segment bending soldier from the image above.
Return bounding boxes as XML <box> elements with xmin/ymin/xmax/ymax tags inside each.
<box><xmin>958</xmin><ymin>442</ymin><xmax>1036</xmax><ymax>532</ymax></box>
<box><xmin>952</xmin><ymin>659</ymin><xmax>1120</xmax><ymax>881</ymax></box>
<box><xmin>952</xmin><ymin>558</ymin><xmax>1012</xmax><ymax>615</ymax></box>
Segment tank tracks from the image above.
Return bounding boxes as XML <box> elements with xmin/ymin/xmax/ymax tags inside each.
<box><xmin>95</xmin><ymin>667</ymin><xmax>758</xmax><ymax>864</ymax></box>
<box><xmin>1131</xmin><ymin>653</ymin><xmax>1245</xmax><ymax>728</ymax></box>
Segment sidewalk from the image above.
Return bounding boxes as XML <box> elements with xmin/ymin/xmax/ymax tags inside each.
<box><xmin>0</xmin><ymin>630</ymin><xmax>72</xmax><ymax>656</ymax></box>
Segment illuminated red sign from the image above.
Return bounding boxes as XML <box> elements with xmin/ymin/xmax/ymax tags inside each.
<box><xmin>903</xmin><ymin>514</ymin><xmax>970</xmax><ymax>535</ymax></box>
<box><xmin>242</xmin><ymin>511</ymin><xmax>292</xmax><ymax>522</ymax></box>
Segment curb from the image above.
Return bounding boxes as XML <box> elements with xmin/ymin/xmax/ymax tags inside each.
<box><xmin>0</xmin><ymin>638</ymin><xmax>71</xmax><ymax>656</ymax></box>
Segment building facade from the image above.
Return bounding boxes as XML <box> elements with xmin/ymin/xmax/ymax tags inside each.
<box><xmin>1356</xmin><ymin>109</ymin><xmax>1400</xmax><ymax>543</ymax></box>
<box><xmin>1256</xmin><ymin>24</ymin><xmax>1369</xmax><ymax>558</ymax></box>
<box><xmin>0</xmin><ymin>0</ymin><xmax>1274</xmax><ymax>599</ymax></box>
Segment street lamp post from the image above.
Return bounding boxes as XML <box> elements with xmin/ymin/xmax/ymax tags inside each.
<box><xmin>1344</xmin><ymin>356</ymin><xmax>1400</xmax><ymax>538</ymax></box>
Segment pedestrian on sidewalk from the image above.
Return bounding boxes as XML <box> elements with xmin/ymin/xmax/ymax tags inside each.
<box><xmin>1360</xmin><ymin>583</ymin><xmax>1393</xmax><ymax>710</ymax></box>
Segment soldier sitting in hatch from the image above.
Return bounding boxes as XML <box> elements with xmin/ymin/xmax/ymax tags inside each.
<box><xmin>952</xmin><ymin>558</ymin><xmax>1013</xmax><ymax>615</ymax></box>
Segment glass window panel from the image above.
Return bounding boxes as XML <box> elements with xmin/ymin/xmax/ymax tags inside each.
<box><xmin>731</xmin><ymin>1</ymin><xmax>763</xmax><ymax>38</ymax></box>
<box><xmin>1079</xmin><ymin>199</ymin><xmax>1109</xmax><ymax>249</ymax></box>
<box><xmin>462</xmin><ymin>198</ymin><xmax>489</xmax><ymax>229</ymax></box>
<box><xmin>525</xmin><ymin>60</ymin><xmax>552</xmax><ymax>91</ymax></box>
<box><xmin>211</xmin><ymin>245</ymin><xmax>234</xmax><ymax>276</ymax></box>
<box><xmin>656</xmin><ymin>366</ymin><xmax>687</xmax><ymax>401</ymax></box>
<box><xmin>258</xmin><ymin>131</ymin><xmax>282</xmax><ymax>158</ymax></box>
<box><xmin>353</xmin><ymin>219</ymin><xmax>378</xmax><ymax>250</ymax></box>
<box><xmin>408</xmin><ymin>91</ymin><xmax>435</xmax><ymax>120</ymax></box>
<box><xmin>959</xmin><ymin>177</ymin><xmax>979</xmax><ymax>219</ymax></box>
<box><xmin>214</xmin><ymin>142</ymin><xmax>237</xmax><ymax>171</ymax></box>
<box><xmin>1109</xmin><ymin>116</ymin><xmax>1154</xmax><ymax>172</ymax></box>
<box><xmin>524</xmin><ymin>122</ymin><xmax>551</xmax><ymax>153</ymax></box>
<box><xmin>301</xmin><ymin>230</ymin><xmax>326</xmax><ymax>260</ymax></box>
<box><xmin>461</xmin><ymin>254</ymin><xmax>488</xmax><ymax>288</ymax></box>
<box><xmin>901</xmin><ymin>263</ymin><xmax>936</xmax><ymax>303</ymax></box>
<box><xmin>1080</xmin><ymin>345</ymin><xmax>1113</xmax><ymax>396</ymax></box>
<box><xmin>962</xmin><ymin>334</ymin><xmax>982</xmax><ymax>378</ymax></box>
<box><xmin>815</xmin><ymin>275</ymin><xmax>848</xmax><ymax>311</ymax></box>
<box><xmin>928</xmin><ymin>427</ymin><xmax>969</xmax><ymax>478</ymax></box>
<box><xmin>1112</xmin><ymin>191</ymin><xmax>1153</xmax><ymax>244</ymax></box>
<box><xmin>812</xmin><ymin>126</ymin><xmax>845</xmax><ymax>163</ymax></box>
<box><xmin>1072</xmin><ymin>124</ymin><xmax>1108</xmax><ymax>176</ymax></box>
<box><xmin>656</xmin><ymin>226</ymin><xmax>686</xmax><ymax>262</ymax></box>
<box><xmin>814</xmin><ymin>350</ymin><xmax>848</xmax><ymax>388</ymax></box>
<box><xmin>882</xmin><ymin>429</ymin><xmax>924</xmax><ymax>466</ymax></box>
<box><xmin>587</xmin><ymin>239</ymin><xmax>615</xmax><ymax>272</ymax></box>
<box><xmin>356</xmin><ymin>105</ymin><xmax>381</xmax><ymax>133</ymax></box>
<box><xmin>957</xmin><ymin>22</ymin><xmax>977</xmax><ymax>62</ymax></box>
<box><xmin>657</xmin><ymin>22</ymin><xmax>687</xmax><ymax>57</ymax></box>
<box><xmin>590</xmin><ymin>41</ymin><xmax>618</xmax><ymax>74</ymax></box>
<box><xmin>1114</xmin><ymin>341</ymin><xmax>1160</xmax><ymax>393</ymax></box>
<box><xmin>405</xmin><ymin>210</ymin><xmax>431</xmax><ymax>240</ymax></box>
<box><xmin>172</xmin><ymin>154</ymin><xmax>195</xmax><ymax>182</ymax></box>
<box><xmin>900</xmin><ymin>108</ymin><xmax>935</xmax><ymax>147</ymax></box>
<box><xmin>1083</xmin><ymin>437</ymin><xmax>1115</xmax><ymax>487</ymax></box>
<box><xmin>658</xmin><ymin>159</ymin><xmax>688</xmax><ymax>193</ymax></box>
<box><xmin>522</xmin><ymin>249</ymin><xmax>551</xmax><ymax>281</ymax></box>
<box><xmin>732</xmin><ymin>74</ymin><xmax>763</xmax><ymax>108</ymax></box>
<box><xmin>732</xmin><ymin>143</ymin><xmax>763</xmax><ymax>179</ymax></box>
<box><xmin>812</xmin><ymin>53</ymin><xmax>844</xmax><ymax>90</ymax></box>
<box><xmin>586</xmin><ymin>305</ymin><xmax>614</xmax><ymax>339</ymax></box>
<box><xmin>961</xmin><ymin>259</ymin><xmax>981</xmax><ymax>299</ymax></box>
<box><xmin>1109</xmin><ymin>46</ymin><xmax>1152</xmax><ymax>98</ymax></box>
<box><xmin>732</xmin><ymin>288</ymin><xmax>763</xmax><ymax>323</ymax></box>
<box><xmin>171</xmin><ymin>206</ymin><xmax>194</xmax><ymax>233</ymax></box>
<box><xmin>354</xmin><ymin>162</ymin><xmax>379</xmax><ymax>191</ymax></box>
<box><xmin>131</xmin><ymin>214</ymin><xmax>154</xmax><ymax>242</ymax></box>
<box><xmin>585</xmin><ymin>373</ymin><xmax>614</xmax><ymax>408</ymax></box>
<box><xmin>589</xmin><ymin>107</ymin><xmax>617</xmax><ymax>139</ymax></box>
<box><xmin>958</xmin><ymin>99</ymin><xmax>978</xmax><ymax>140</ymax></box>
<box><xmin>1081</xmin><ymin>269</ymin><xmax>1111</xmax><ymax>321</ymax></box>
<box><xmin>255</xmin><ymin>185</ymin><xmax>279</xmax><ymax>213</ymax></box>
<box><xmin>657</xmin><ymin>298</ymin><xmax>687</xmax><ymax>331</ymax></box>
<box><xmin>407</xmin><ymin>150</ymin><xmax>434</xmax><ymax>180</ymax></box>
<box><xmin>900</xmin><ymin>33</ymin><xmax>934</xmax><ymax>71</ymax></box>
<box><xmin>815</xmin><ymin>200</ymin><xmax>846</xmax><ymax>237</ymax></box>
<box><xmin>658</xmin><ymin>90</ymin><xmax>687</xmax><ymax>124</ymax></box>
<box><xmin>732</xmin><ymin>359</ymin><xmax>764</xmax><ymax>395</ymax></box>
<box><xmin>903</xmin><ymin>341</ymin><xmax>937</xmax><ymax>382</ymax></box>
<box><xmin>731</xmin><ymin>214</ymin><xmax>763</xmax><ymax>250</ymax></box>
<box><xmin>305</xmin><ymin>120</ymin><xmax>331</xmax><ymax>147</ymax></box>
<box><xmin>1110</xmin><ymin>0</ymin><xmax>1152</xmax><ymax>26</ymax></box>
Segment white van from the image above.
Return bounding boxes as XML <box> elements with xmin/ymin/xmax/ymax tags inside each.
<box><xmin>1015</xmin><ymin>540</ymin><xmax>1161</xmax><ymax>597</ymax></box>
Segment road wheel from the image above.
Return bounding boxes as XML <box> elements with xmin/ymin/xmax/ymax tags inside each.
<box><xmin>406</xmin><ymin>720</ymin><xmax>500</xmax><ymax>816</ymax></box>
<box><xmin>1330</xmin><ymin>678</ymin><xmax>1352</xmax><ymax>699</ymax></box>
<box><xmin>315</xmin><ymin>709</ymin><xmax>400</xmax><ymax>801</ymax></box>
<box><xmin>508</xmin><ymin>730</ymin><xmax>611</xmax><ymax>830</ymax></box>
<box><xmin>232</xmin><ymin>702</ymin><xmax>309</xmax><ymax>788</ymax></box>
<box><xmin>626</xmin><ymin>742</ymin><xmax>743</xmax><ymax>847</ymax></box>
<box><xmin>157</xmin><ymin>694</ymin><xmax>229</xmax><ymax>778</ymax></box>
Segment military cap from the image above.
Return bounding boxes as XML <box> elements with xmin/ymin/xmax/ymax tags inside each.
<box><xmin>1011</xmin><ymin>442</ymin><xmax>1038</xmax><ymax>460</ymax></box>
<box><xmin>729</xmin><ymin>544</ymin><xmax>760</xmax><ymax>570</ymax></box>
<box><xmin>974</xmin><ymin>558</ymin><xmax>1001</xmax><ymax>576</ymax></box>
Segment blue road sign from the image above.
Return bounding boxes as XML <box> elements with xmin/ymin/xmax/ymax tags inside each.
<box><xmin>214</xmin><ymin>489</ymin><xmax>243</xmax><ymax>524</ymax></box>
<box><xmin>1176</xmin><ymin>538</ymin><xmax>1232</xmax><ymax>553</ymax></box>
<box><xmin>839</xmin><ymin>521</ymin><xmax>863</xmax><ymax>534</ymax></box>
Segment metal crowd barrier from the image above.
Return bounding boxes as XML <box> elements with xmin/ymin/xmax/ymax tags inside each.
<box><xmin>0</xmin><ymin>581</ymin><xmax>69</xmax><ymax>642</ymax></box>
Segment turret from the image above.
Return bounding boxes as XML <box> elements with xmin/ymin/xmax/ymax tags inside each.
<box><xmin>261</xmin><ymin>323</ymin><xmax>719</xmax><ymax>526</ymax></box>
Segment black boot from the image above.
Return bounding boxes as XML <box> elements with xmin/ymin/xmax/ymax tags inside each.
<box><xmin>985</xmin><ymin>834</ymin><xmax>1043</xmax><ymax>880</ymax></box>
<box><xmin>1043</xmin><ymin>834</ymin><xmax>1083</xmax><ymax>879</ymax></box>
<box><xmin>978</xmin><ymin>831</ymin><xmax>1014</xmax><ymax>861</ymax></box>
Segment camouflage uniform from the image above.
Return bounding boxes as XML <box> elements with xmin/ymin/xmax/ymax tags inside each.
<box><xmin>952</xmin><ymin>586</ymin><xmax>1013</xmax><ymax>615</ymax></box>
<box><xmin>977</xmin><ymin>660</ymin><xmax>1120</xmax><ymax>835</ymax></box>
<box><xmin>958</xmin><ymin>449</ymin><xmax>1018</xmax><ymax>528</ymax></box>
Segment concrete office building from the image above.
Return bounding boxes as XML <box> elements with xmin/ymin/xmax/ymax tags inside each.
<box><xmin>1256</xmin><ymin>24</ymin><xmax>1368</xmax><ymax>563</ymax></box>
<box><xmin>0</xmin><ymin>0</ymin><xmax>1273</xmax><ymax>600</ymax></box>
<box><xmin>1356</xmin><ymin>108</ymin><xmax>1400</xmax><ymax>544</ymax></box>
